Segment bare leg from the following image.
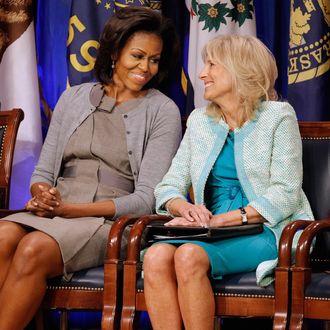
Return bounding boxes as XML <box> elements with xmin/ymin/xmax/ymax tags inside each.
<box><xmin>0</xmin><ymin>231</ymin><xmax>64</xmax><ymax>330</ymax></box>
<box><xmin>144</xmin><ymin>243</ymin><xmax>182</xmax><ymax>330</ymax></box>
<box><xmin>0</xmin><ymin>221</ymin><xmax>28</xmax><ymax>288</ymax></box>
<box><xmin>175</xmin><ymin>243</ymin><xmax>214</xmax><ymax>330</ymax></box>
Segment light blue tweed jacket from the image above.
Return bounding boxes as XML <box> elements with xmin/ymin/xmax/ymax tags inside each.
<box><xmin>155</xmin><ymin>101</ymin><xmax>314</xmax><ymax>286</ymax></box>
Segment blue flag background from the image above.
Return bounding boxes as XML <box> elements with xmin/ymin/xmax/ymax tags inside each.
<box><xmin>255</xmin><ymin>0</ymin><xmax>290</xmax><ymax>99</ymax></box>
<box><xmin>288</xmin><ymin>0</ymin><xmax>330</xmax><ymax>120</ymax></box>
<box><xmin>67</xmin><ymin>0</ymin><xmax>115</xmax><ymax>86</ymax></box>
<box><xmin>36</xmin><ymin>0</ymin><xmax>329</xmax><ymax>123</ymax></box>
<box><xmin>162</xmin><ymin>0</ymin><xmax>192</xmax><ymax>117</ymax></box>
<box><xmin>36</xmin><ymin>0</ymin><xmax>71</xmax><ymax>133</ymax></box>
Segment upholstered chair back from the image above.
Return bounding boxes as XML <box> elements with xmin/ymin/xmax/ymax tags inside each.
<box><xmin>300</xmin><ymin>122</ymin><xmax>330</xmax><ymax>266</ymax></box>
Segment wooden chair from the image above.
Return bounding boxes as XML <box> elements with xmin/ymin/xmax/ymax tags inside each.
<box><xmin>39</xmin><ymin>214</ymin><xmax>141</xmax><ymax>330</ymax></box>
<box><xmin>0</xmin><ymin>206</ymin><xmax>139</xmax><ymax>330</ymax></box>
<box><xmin>119</xmin><ymin>121</ymin><xmax>324</xmax><ymax>330</ymax></box>
<box><xmin>0</xmin><ymin>108</ymin><xmax>139</xmax><ymax>330</ymax></box>
<box><xmin>0</xmin><ymin>108</ymin><xmax>24</xmax><ymax>209</ymax></box>
<box><xmin>288</xmin><ymin>122</ymin><xmax>330</xmax><ymax>330</ymax></box>
<box><xmin>121</xmin><ymin>217</ymin><xmax>306</xmax><ymax>330</ymax></box>
<box><xmin>0</xmin><ymin>113</ymin><xmax>186</xmax><ymax>330</ymax></box>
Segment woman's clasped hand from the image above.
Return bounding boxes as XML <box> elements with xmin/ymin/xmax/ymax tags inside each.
<box><xmin>25</xmin><ymin>185</ymin><xmax>61</xmax><ymax>217</ymax></box>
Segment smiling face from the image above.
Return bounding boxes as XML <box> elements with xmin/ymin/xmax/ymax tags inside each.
<box><xmin>199</xmin><ymin>58</ymin><xmax>235</xmax><ymax>104</ymax></box>
<box><xmin>112</xmin><ymin>32</ymin><xmax>163</xmax><ymax>96</ymax></box>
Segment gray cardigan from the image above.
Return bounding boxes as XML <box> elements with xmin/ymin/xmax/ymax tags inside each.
<box><xmin>31</xmin><ymin>83</ymin><xmax>182</xmax><ymax>218</ymax></box>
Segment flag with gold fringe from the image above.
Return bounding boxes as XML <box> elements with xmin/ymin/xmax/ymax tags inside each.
<box><xmin>0</xmin><ymin>0</ymin><xmax>42</xmax><ymax>208</ymax></box>
<box><xmin>288</xmin><ymin>0</ymin><xmax>330</xmax><ymax>120</ymax></box>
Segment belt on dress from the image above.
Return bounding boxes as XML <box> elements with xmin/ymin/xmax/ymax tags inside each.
<box><xmin>62</xmin><ymin>165</ymin><xmax>134</xmax><ymax>193</ymax></box>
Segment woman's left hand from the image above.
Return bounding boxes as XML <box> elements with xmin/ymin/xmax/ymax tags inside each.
<box><xmin>25</xmin><ymin>197</ymin><xmax>55</xmax><ymax>218</ymax></box>
<box><xmin>164</xmin><ymin>217</ymin><xmax>204</xmax><ymax>227</ymax></box>
<box><xmin>26</xmin><ymin>186</ymin><xmax>62</xmax><ymax>218</ymax></box>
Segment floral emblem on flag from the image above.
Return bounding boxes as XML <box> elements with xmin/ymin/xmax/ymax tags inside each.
<box><xmin>190</xmin><ymin>0</ymin><xmax>254</xmax><ymax>31</ymax></box>
<box><xmin>198</xmin><ymin>2</ymin><xmax>229</xmax><ymax>31</ymax></box>
<box><xmin>227</xmin><ymin>0</ymin><xmax>254</xmax><ymax>27</ymax></box>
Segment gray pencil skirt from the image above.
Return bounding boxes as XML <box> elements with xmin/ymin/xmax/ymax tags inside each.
<box><xmin>1</xmin><ymin>212</ymin><xmax>115</xmax><ymax>280</ymax></box>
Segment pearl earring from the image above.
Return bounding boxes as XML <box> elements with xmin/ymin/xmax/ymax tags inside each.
<box><xmin>111</xmin><ymin>60</ymin><xmax>115</xmax><ymax>69</ymax></box>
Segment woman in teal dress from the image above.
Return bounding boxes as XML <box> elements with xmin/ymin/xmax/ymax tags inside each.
<box><xmin>143</xmin><ymin>35</ymin><xmax>313</xmax><ymax>330</ymax></box>
<box><xmin>156</xmin><ymin>131</ymin><xmax>277</xmax><ymax>280</ymax></box>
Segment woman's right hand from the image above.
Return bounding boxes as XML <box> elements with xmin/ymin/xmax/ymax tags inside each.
<box><xmin>179</xmin><ymin>203</ymin><xmax>212</xmax><ymax>228</ymax></box>
<box><xmin>166</xmin><ymin>199</ymin><xmax>212</xmax><ymax>228</ymax></box>
<box><xmin>164</xmin><ymin>216</ymin><xmax>203</xmax><ymax>227</ymax></box>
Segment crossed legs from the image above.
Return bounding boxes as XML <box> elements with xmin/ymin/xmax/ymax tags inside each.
<box><xmin>0</xmin><ymin>220</ymin><xmax>64</xmax><ymax>330</ymax></box>
<box><xmin>144</xmin><ymin>243</ymin><xmax>215</xmax><ymax>330</ymax></box>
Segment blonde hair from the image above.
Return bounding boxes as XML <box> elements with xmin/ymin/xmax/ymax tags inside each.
<box><xmin>201</xmin><ymin>35</ymin><xmax>278</xmax><ymax>125</ymax></box>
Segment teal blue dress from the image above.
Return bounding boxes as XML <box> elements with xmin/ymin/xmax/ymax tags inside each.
<box><xmin>204</xmin><ymin>132</ymin><xmax>248</xmax><ymax>215</ymax></box>
<box><xmin>159</xmin><ymin>132</ymin><xmax>277</xmax><ymax>279</ymax></box>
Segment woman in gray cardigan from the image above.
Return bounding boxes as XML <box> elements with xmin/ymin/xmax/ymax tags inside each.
<box><xmin>0</xmin><ymin>7</ymin><xmax>181</xmax><ymax>329</ymax></box>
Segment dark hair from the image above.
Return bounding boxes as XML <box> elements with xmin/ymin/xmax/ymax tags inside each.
<box><xmin>94</xmin><ymin>7</ymin><xmax>180</xmax><ymax>89</ymax></box>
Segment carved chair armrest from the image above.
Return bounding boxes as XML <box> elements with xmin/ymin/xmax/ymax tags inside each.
<box><xmin>104</xmin><ymin>214</ymin><xmax>143</xmax><ymax>263</ymax></box>
<box><xmin>0</xmin><ymin>209</ymin><xmax>26</xmax><ymax>217</ymax></box>
<box><xmin>277</xmin><ymin>220</ymin><xmax>314</xmax><ymax>269</ymax></box>
<box><xmin>287</xmin><ymin>220</ymin><xmax>329</xmax><ymax>330</ymax></box>
<box><xmin>294</xmin><ymin>217</ymin><xmax>330</xmax><ymax>269</ymax></box>
<box><xmin>273</xmin><ymin>220</ymin><xmax>313</xmax><ymax>325</ymax></box>
<box><xmin>125</xmin><ymin>214</ymin><xmax>172</xmax><ymax>262</ymax></box>
<box><xmin>103</xmin><ymin>214</ymin><xmax>143</xmax><ymax>329</ymax></box>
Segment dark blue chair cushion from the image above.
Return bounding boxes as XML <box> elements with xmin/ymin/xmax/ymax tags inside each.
<box><xmin>305</xmin><ymin>272</ymin><xmax>330</xmax><ymax>299</ymax></box>
<box><xmin>211</xmin><ymin>271</ymin><xmax>274</xmax><ymax>296</ymax></box>
<box><xmin>47</xmin><ymin>266</ymin><xmax>104</xmax><ymax>289</ymax></box>
<box><xmin>136</xmin><ymin>271</ymin><xmax>274</xmax><ymax>297</ymax></box>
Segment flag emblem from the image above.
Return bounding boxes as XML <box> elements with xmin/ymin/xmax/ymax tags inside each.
<box><xmin>288</xmin><ymin>0</ymin><xmax>330</xmax><ymax>84</ymax></box>
<box><xmin>185</xmin><ymin>0</ymin><xmax>256</xmax><ymax>109</ymax></box>
<box><xmin>190</xmin><ymin>0</ymin><xmax>254</xmax><ymax>31</ymax></box>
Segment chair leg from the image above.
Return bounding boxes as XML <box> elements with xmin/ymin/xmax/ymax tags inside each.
<box><xmin>102</xmin><ymin>262</ymin><xmax>123</xmax><ymax>330</ymax></box>
<box><xmin>34</xmin><ymin>308</ymin><xmax>44</xmax><ymax>330</ymax></box>
<box><xmin>273</xmin><ymin>313</ymin><xmax>288</xmax><ymax>330</ymax></box>
<box><xmin>121</xmin><ymin>263</ymin><xmax>139</xmax><ymax>330</ymax></box>
<box><xmin>214</xmin><ymin>316</ymin><xmax>222</xmax><ymax>330</ymax></box>
<box><xmin>59</xmin><ymin>310</ymin><xmax>69</xmax><ymax>330</ymax></box>
<box><xmin>273</xmin><ymin>267</ymin><xmax>290</xmax><ymax>330</ymax></box>
<box><xmin>289</xmin><ymin>268</ymin><xmax>309</xmax><ymax>330</ymax></box>
<box><xmin>289</xmin><ymin>315</ymin><xmax>305</xmax><ymax>330</ymax></box>
<box><xmin>121</xmin><ymin>308</ymin><xmax>139</xmax><ymax>330</ymax></box>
